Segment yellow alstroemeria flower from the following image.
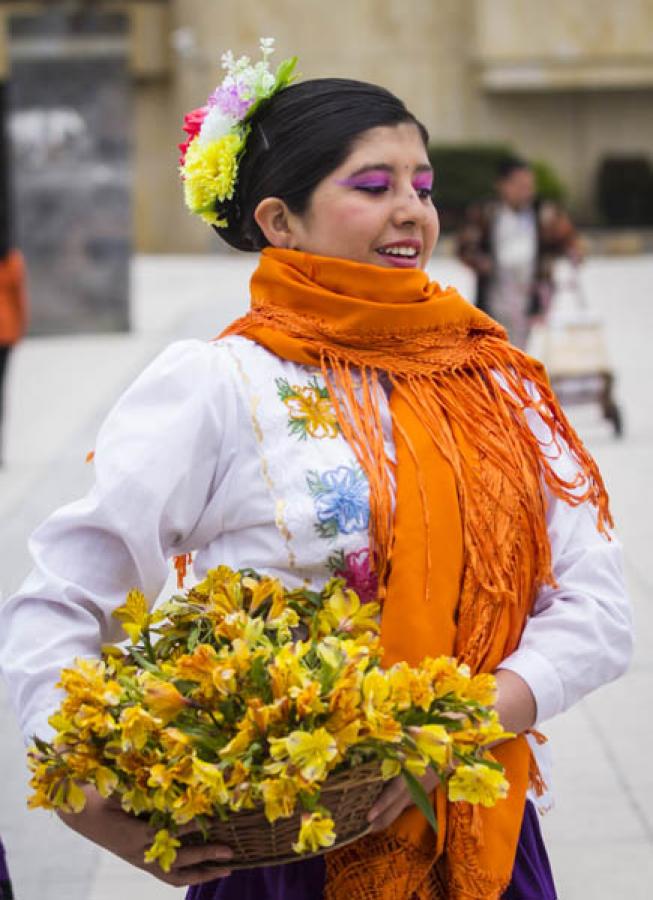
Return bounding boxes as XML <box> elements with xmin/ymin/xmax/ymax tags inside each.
<box><xmin>246</xmin><ymin>696</ymin><xmax>290</xmax><ymax>733</ymax></box>
<box><xmin>289</xmin><ymin>680</ymin><xmax>326</xmax><ymax>718</ymax></box>
<box><xmin>58</xmin><ymin>658</ymin><xmax>122</xmax><ymax>709</ymax></box>
<box><xmin>172</xmin><ymin>785</ymin><xmax>213</xmax><ymax>824</ymax></box>
<box><xmin>192</xmin><ymin>758</ymin><xmax>230</xmax><ymax>805</ymax></box>
<box><xmin>120</xmin><ymin>705</ymin><xmax>162</xmax><ymax>751</ymax></box>
<box><xmin>453</xmin><ymin>711</ymin><xmax>512</xmax><ymax>748</ymax></box>
<box><xmin>322</xmin><ymin>586</ymin><xmax>380</xmax><ymax>637</ymax></box>
<box><xmin>292</xmin><ymin>812</ymin><xmax>336</xmax><ymax>854</ymax></box>
<box><xmin>112</xmin><ymin>589</ymin><xmax>150</xmax><ymax>643</ymax></box>
<box><xmin>408</xmin><ymin>724</ymin><xmax>452</xmax><ymax>768</ymax></box>
<box><xmin>140</xmin><ymin>675</ymin><xmax>189</xmax><ymax>724</ymax></box>
<box><xmin>447</xmin><ymin>763</ymin><xmax>509</xmax><ymax>807</ymax></box>
<box><xmin>271</xmin><ymin>728</ymin><xmax>338</xmax><ymax>782</ymax></box>
<box><xmin>144</xmin><ymin>828</ymin><xmax>181</xmax><ymax>873</ymax></box>
<box><xmin>260</xmin><ymin>776</ymin><xmax>298</xmax><ymax>822</ymax></box>
<box><xmin>173</xmin><ymin>643</ymin><xmax>220</xmax><ymax>694</ymax></box>
<box><xmin>461</xmin><ymin>672</ymin><xmax>497</xmax><ymax>707</ymax></box>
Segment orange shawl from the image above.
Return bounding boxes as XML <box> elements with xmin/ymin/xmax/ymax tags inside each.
<box><xmin>222</xmin><ymin>248</ymin><xmax>610</xmax><ymax>899</ymax></box>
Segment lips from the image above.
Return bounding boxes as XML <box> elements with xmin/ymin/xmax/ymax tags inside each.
<box><xmin>376</xmin><ymin>239</ymin><xmax>422</xmax><ymax>267</ymax></box>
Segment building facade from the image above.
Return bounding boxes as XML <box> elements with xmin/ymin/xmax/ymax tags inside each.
<box><xmin>1</xmin><ymin>0</ymin><xmax>652</xmax><ymax>254</ymax></box>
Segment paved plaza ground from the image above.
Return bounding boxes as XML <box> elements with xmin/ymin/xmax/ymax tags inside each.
<box><xmin>0</xmin><ymin>253</ymin><xmax>651</xmax><ymax>899</ymax></box>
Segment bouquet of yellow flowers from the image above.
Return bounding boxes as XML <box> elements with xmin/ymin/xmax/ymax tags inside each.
<box><xmin>28</xmin><ymin>567</ymin><xmax>511</xmax><ymax>872</ymax></box>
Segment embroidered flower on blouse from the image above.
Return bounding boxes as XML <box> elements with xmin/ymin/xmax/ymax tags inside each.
<box><xmin>326</xmin><ymin>548</ymin><xmax>378</xmax><ymax>604</ymax></box>
<box><xmin>276</xmin><ymin>376</ymin><xmax>339</xmax><ymax>440</ymax></box>
<box><xmin>307</xmin><ymin>466</ymin><xmax>369</xmax><ymax>539</ymax></box>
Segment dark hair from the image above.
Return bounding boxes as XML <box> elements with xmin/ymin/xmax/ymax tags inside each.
<box><xmin>496</xmin><ymin>155</ymin><xmax>531</xmax><ymax>181</ymax></box>
<box><xmin>214</xmin><ymin>78</ymin><xmax>429</xmax><ymax>252</ymax></box>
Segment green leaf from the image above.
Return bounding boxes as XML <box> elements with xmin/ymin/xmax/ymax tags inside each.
<box><xmin>274</xmin><ymin>57</ymin><xmax>299</xmax><ymax>90</ymax></box>
<box><xmin>128</xmin><ymin>647</ymin><xmax>161</xmax><ymax>675</ymax></box>
<box><xmin>275</xmin><ymin>377</ymin><xmax>294</xmax><ymax>401</ymax></box>
<box><xmin>402</xmin><ymin>769</ymin><xmax>438</xmax><ymax>834</ymax></box>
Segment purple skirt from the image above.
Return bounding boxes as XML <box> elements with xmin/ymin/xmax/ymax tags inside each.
<box><xmin>0</xmin><ymin>837</ymin><xmax>14</xmax><ymax>900</ymax></box>
<box><xmin>186</xmin><ymin>801</ymin><xmax>556</xmax><ymax>899</ymax></box>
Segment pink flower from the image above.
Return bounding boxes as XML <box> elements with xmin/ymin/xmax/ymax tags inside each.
<box><xmin>334</xmin><ymin>548</ymin><xmax>378</xmax><ymax>604</ymax></box>
<box><xmin>208</xmin><ymin>82</ymin><xmax>254</xmax><ymax>120</ymax></box>
<box><xmin>178</xmin><ymin>106</ymin><xmax>208</xmax><ymax>166</ymax></box>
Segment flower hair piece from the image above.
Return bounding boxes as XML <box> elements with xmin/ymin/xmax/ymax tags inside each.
<box><xmin>179</xmin><ymin>38</ymin><xmax>298</xmax><ymax>227</ymax></box>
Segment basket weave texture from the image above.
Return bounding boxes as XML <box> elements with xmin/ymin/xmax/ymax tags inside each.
<box><xmin>184</xmin><ymin>760</ymin><xmax>385</xmax><ymax>869</ymax></box>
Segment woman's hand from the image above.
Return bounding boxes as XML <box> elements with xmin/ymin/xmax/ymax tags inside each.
<box><xmin>366</xmin><ymin>768</ymin><xmax>439</xmax><ymax>833</ymax></box>
<box><xmin>57</xmin><ymin>786</ymin><xmax>233</xmax><ymax>887</ymax></box>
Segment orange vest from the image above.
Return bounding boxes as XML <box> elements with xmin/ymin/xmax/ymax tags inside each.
<box><xmin>0</xmin><ymin>250</ymin><xmax>28</xmax><ymax>345</ymax></box>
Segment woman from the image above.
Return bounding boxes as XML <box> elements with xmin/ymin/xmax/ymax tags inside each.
<box><xmin>0</xmin><ymin>42</ymin><xmax>631</xmax><ymax>900</ymax></box>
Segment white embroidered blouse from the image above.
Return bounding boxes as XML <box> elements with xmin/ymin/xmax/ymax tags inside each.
<box><xmin>0</xmin><ymin>337</ymin><xmax>632</xmax><ymax>803</ymax></box>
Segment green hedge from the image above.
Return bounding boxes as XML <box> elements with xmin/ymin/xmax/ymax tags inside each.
<box><xmin>428</xmin><ymin>143</ymin><xmax>567</xmax><ymax>230</ymax></box>
<box><xmin>596</xmin><ymin>156</ymin><xmax>653</xmax><ymax>226</ymax></box>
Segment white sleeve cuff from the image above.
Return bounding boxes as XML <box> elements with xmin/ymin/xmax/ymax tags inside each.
<box><xmin>497</xmin><ymin>646</ymin><xmax>565</xmax><ymax>725</ymax></box>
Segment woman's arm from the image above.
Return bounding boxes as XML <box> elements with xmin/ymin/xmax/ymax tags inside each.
<box><xmin>496</xmin><ymin>414</ymin><xmax>632</xmax><ymax>727</ymax></box>
<box><xmin>0</xmin><ymin>340</ymin><xmax>233</xmax><ymax>743</ymax></box>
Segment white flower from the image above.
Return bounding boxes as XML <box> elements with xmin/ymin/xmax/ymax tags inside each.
<box><xmin>198</xmin><ymin>106</ymin><xmax>236</xmax><ymax>144</ymax></box>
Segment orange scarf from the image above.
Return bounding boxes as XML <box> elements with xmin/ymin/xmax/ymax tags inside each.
<box><xmin>222</xmin><ymin>248</ymin><xmax>611</xmax><ymax>899</ymax></box>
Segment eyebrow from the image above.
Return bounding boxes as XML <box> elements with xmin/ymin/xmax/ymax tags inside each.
<box><xmin>348</xmin><ymin>163</ymin><xmax>433</xmax><ymax>177</ymax></box>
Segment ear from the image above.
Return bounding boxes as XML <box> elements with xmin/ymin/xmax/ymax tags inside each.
<box><xmin>254</xmin><ymin>197</ymin><xmax>299</xmax><ymax>248</ymax></box>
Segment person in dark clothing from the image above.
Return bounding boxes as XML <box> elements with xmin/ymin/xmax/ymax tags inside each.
<box><xmin>456</xmin><ymin>156</ymin><xmax>580</xmax><ymax>348</ymax></box>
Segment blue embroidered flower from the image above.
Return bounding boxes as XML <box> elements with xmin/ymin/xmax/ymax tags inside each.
<box><xmin>306</xmin><ymin>466</ymin><xmax>369</xmax><ymax>539</ymax></box>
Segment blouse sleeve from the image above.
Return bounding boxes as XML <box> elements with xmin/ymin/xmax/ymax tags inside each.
<box><xmin>0</xmin><ymin>340</ymin><xmax>235</xmax><ymax>743</ymax></box>
<box><xmin>497</xmin><ymin>409</ymin><xmax>633</xmax><ymax>725</ymax></box>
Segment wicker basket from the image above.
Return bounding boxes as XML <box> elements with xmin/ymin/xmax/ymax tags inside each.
<box><xmin>184</xmin><ymin>760</ymin><xmax>385</xmax><ymax>869</ymax></box>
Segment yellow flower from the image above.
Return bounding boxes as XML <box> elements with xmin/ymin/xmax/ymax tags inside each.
<box><xmin>182</xmin><ymin>133</ymin><xmax>244</xmax><ymax>225</ymax></box>
<box><xmin>447</xmin><ymin>763</ymin><xmax>509</xmax><ymax>807</ymax></box>
<box><xmin>272</xmin><ymin>728</ymin><xmax>338</xmax><ymax>782</ymax></box>
<box><xmin>422</xmin><ymin>656</ymin><xmax>470</xmax><ymax>699</ymax></box>
<box><xmin>172</xmin><ymin>785</ymin><xmax>213</xmax><ymax>824</ymax></box>
<box><xmin>119</xmin><ymin>706</ymin><xmax>161</xmax><ymax>750</ymax></box>
<box><xmin>141</xmin><ymin>675</ymin><xmax>189</xmax><ymax>724</ymax></box>
<box><xmin>462</xmin><ymin>672</ymin><xmax>497</xmax><ymax>707</ymax></box>
<box><xmin>292</xmin><ymin>812</ymin><xmax>336</xmax><ymax>854</ymax></box>
<box><xmin>408</xmin><ymin>725</ymin><xmax>451</xmax><ymax>768</ymax></box>
<box><xmin>321</xmin><ymin>586</ymin><xmax>380</xmax><ymax>637</ymax></box>
<box><xmin>94</xmin><ymin>766</ymin><xmax>118</xmax><ymax>798</ymax></box>
<box><xmin>58</xmin><ymin>658</ymin><xmax>122</xmax><ymax>709</ymax></box>
<box><xmin>269</xmin><ymin>645</ymin><xmax>307</xmax><ymax>700</ymax></box>
<box><xmin>192</xmin><ymin>759</ymin><xmax>230</xmax><ymax>805</ymax></box>
<box><xmin>246</xmin><ymin>697</ymin><xmax>290</xmax><ymax>733</ymax></box>
<box><xmin>220</xmin><ymin>719</ymin><xmax>257</xmax><ymax>759</ymax></box>
<box><xmin>289</xmin><ymin>680</ymin><xmax>326</xmax><ymax>718</ymax></box>
<box><xmin>453</xmin><ymin>711</ymin><xmax>512</xmax><ymax>748</ymax></box>
<box><xmin>381</xmin><ymin>758</ymin><xmax>402</xmax><ymax>780</ymax></box>
<box><xmin>174</xmin><ymin>643</ymin><xmax>221</xmax><ymax>698</ymax></box>
<box><xmin>261</xmin><ymin>776</ymin><xmax>298</xmax><ymax>822</ymax></box>
<box><xmin>144</xmin><ymin>828</ymin><xmax>181</xmax><ymax>873</ymax></box>
<box><xmin>112</xmin><ymin>589</ymin><xmax>150</xmax><ymax>643</ymax></box>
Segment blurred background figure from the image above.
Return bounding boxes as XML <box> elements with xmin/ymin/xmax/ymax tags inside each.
<box><xmin>0</xmin><ymin>835</ymin><xmax>14</xmax><ymax>899</ymax></box>
<box><xmin>0</xmin><ymin>79</ymin><xmax>27</xmax><ymax>470</ymax></box>
<box><xmin>456</xmin><ymin>156</ymin><xmax>581</xmax><ymax>349</ymax></box>
<box><xmin>0</xmin><ymin>240</ymin><xmax>27</xmax><ymax>467</ymax></box>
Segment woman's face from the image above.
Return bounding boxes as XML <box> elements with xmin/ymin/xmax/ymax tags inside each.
<box><xmin>280</xmin><ymin>122</ymin><xmax>439</xmax><ymax>270</ymax></box>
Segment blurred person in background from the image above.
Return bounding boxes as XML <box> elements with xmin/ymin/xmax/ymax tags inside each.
<box><xmin>456</xmin><ymin>156</ymin><xmax>581</xmax><ymax>349</ymax></box>
<box><xmin>0</xmin><ymin>235</ymin><xmax>28</xmax><ymax>467</ymax></box>
<box><xmin>0</xmin><ymin>838</ymin><xmax>13</xmax><ymax>900</ymax></box>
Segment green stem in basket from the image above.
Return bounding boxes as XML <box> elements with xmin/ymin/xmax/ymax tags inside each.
<box><xmin>142</xmin><ymin>629</ymin><xmax>156</xmax><ymax>665</ymax></box>
<box><xmin>402</xmin><ymin>769</ymin><xmax>438</xmax><ymax>834</ymax></box>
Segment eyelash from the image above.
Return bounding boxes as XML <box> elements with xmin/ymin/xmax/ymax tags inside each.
<box><xmin>355</xmin><ymin>185</ymin><xmax>433</xmax><ymax>199</ymax></box>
